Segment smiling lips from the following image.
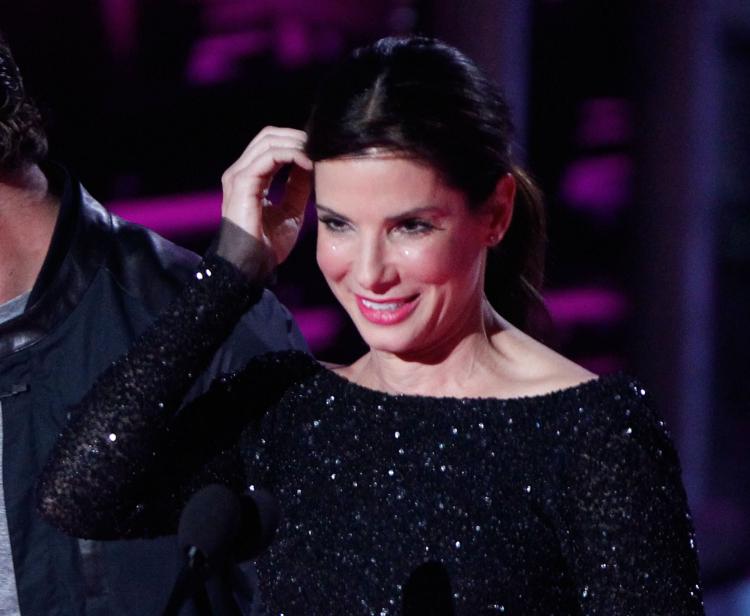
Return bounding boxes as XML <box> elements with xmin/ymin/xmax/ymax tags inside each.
<box><xmin>355</xmin><ymin>294</ymin><xmax>419</xmax><ymax>325</ymax></box>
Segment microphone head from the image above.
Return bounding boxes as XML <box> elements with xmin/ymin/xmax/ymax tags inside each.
<box><xmin>235</xmin><ymin>487</ymin><xmax>280</xmax><ymax>562</ymax></box>
<box><xmin>178</xmin><ymin>484</ymin><xmax>241</xmax><ymax>574</ymax></box>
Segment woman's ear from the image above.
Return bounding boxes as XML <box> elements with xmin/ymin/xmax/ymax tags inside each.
<box><xmin>483</xmin><ymin>173</ymin><xmax>515</xmax><ymax>246</ymax></box>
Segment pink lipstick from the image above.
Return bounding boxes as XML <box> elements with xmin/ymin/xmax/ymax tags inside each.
<box><xmin>355</xmin><ymin>295</ymin><xmax>418</xmax><ymax>325</ymax></box>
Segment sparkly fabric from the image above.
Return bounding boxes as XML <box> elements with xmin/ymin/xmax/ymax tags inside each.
<box><xmin>38</xmin><ymin>255</ymin><xmax>704</xmax><ymax>616</ymax></box>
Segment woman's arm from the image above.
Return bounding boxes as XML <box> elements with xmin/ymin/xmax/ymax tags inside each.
<box><xmin>36</xmin><ymin>250</ymin><xmax>265</xmax><ymax>539</ymax></box>
<box><xmin>555</xmin><ymin>383</ymin><xmax>704</xmax><ymax>615</ymax></box>
<box><xmin>37</xmin><ymin>128</ymin><xmax>313</xmax><ymax>539</ymax></box>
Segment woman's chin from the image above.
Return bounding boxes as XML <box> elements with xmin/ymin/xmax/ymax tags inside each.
<box><xmin>359</xmin><ymin>334</ymin><xmax>412</xmax><ymax>356</ymax></box>
<box><xmin>354</xmin><ymin>323</ymin><xmax>420</xmax><ymax>357</ymax></box>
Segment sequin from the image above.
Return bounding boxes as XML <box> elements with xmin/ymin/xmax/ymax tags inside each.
<box><xmin>37</xmin><ymin>255</ymin><xmax>705</xmax><ymax>615</ymax></box>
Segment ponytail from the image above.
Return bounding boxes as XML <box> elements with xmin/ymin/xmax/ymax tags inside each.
<box><xmin>304</xmin><ymin>36</ymin><xmax>549</xmax><ymax>334</ymax></box>
<box><xmin>485</xmin><ymin>165</ymin><xmax>548</xmax><ymax>334</ymax></box>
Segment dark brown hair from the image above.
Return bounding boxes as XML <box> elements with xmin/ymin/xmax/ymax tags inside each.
<box><xmin>0</xmin><ymin>34</ymin><xmax>48</xmax><ymax>171</ymax></box>
<box><xmin>305</xmin><ymin>36</ymin><xmax>546</xmax><ymax>331</ymax></box>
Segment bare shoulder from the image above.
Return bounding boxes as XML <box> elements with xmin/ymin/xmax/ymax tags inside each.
<box><xmin>489</xmin><ymin>320</ymin><xmax>597</xmax><ymax>399</ymax></box>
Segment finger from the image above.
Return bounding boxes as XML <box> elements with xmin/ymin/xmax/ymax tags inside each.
<box><xmin>279</xmin><ymin>165</ymin><xmax>313</xmax><ymax>219</ymax></box>
<box><xmin>236</xmin><ymin>136</ymin><xmax>308</xmax><ymax>179</ymax></box>
<box><xmin>249</xmin><ymin>125</ymin><xmax>307</xmax><ymax>147</ymax></box>
<box><xmin>222</xmin><ymin>147</ymin><xmax>313</xmax><ymax>225</ymax></box>
<box><xmin>222</xmin><ymin>146</ymin><xmax>311</xmax><ymax>206</ymax></box>
<box><xmin>240</xmin><ymin>126</ymin><xmax>307</xmax><ymax>162</ymax></box>
<box><xmin>224</xmin><ymin>137</ymin><xmax>306</xmax><ymax>187</ymax></box>
<box><xmin>222</xmin><ymin>126</ymin><xmax>306</xmax><ymax>179</ymax></box>
<box><xmin>241</xmin><ymin>148</ymin><xmax>313</xmax><ymax>191</ymax></box>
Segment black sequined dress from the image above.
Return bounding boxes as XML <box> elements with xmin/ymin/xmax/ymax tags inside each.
<box><xmin>38</xmin><ymin>255</ymin><xmax>704</xmax><ymax>615</ymax></box>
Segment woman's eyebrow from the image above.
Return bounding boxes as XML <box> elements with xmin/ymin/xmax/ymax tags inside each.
<box><xmin>315</xmin><ymin>204</ymin><xmax>345</xmax><ymax>218</ymax></box>
<box><xmin>385</xmin><ymin>205</ymin><xmax>442</xmax><ymax>221</ymax></box>
<box><xmin>316</xmin><ymin>203</ymin><xmax>442</xmax><ymax>221</ymax></box>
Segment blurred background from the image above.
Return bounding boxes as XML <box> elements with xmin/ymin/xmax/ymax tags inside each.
<box><xmin>1</xmin><ymin>0</ymin><xmax>748</xmax><ymax>612</ymax></box>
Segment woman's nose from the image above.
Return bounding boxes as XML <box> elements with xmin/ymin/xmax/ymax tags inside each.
<box><xmin>353</xmin><ymin>236</ymin><xmax>397</xmax><ymax>294</ymax></box>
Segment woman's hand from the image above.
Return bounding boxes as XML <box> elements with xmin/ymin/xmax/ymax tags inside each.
<box><xmin>220</xmin><ymin>126</ymin><xmax>313</xmax><ymax>268</ymax></box>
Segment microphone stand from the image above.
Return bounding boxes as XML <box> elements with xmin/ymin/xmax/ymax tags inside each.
<box><xmin>163</xmin><ymin>483</ymin><xmax>275</xmax><ymax>615</ymax></box>
<box><xmin>162</xmin><ymin>547</ymin><xmax>241</xmax><ymax>616</ymax></box>
<box><xmin>204</xmin><ymin>564</ymin><xmax>245</xmax><ymax>616</ymax></box>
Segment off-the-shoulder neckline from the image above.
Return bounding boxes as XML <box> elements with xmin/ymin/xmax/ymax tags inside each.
<box><xmin>293</xmin><ymin>353</ymin><xmax>639</xmax><ymax>405</ymax></box>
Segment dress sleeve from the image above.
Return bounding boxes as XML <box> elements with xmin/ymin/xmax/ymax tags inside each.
<box><xmin>554</xmin><ymin>383</ymin><xmax>704</xmax><ymax>615</ymax></box>
<box><xmin>36</xmin><ymin>251</ymin><xmax>268</xmax><ymax>540</ymax></box>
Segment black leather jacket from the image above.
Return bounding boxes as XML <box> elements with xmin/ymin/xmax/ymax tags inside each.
<box><xmin>0</xmin><ymin>166</ymin><xmax>306</xmax><ymax>615</ymax></box>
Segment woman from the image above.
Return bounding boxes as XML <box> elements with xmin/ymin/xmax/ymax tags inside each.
<box><xmin>38</xmin><ymin>37</ymin><xmax>703</xmax><ymax>614</ymax></box>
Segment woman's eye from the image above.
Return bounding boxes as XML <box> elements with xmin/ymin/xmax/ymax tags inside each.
<box><xmin>397</xmin><ymin>219</ymin><xmax>435</xmax><ymax>234</ymax></box>
<box><xmin>319</xmin><ymin>217</ymin><xmax>350</xmax><ymax>232</ymax></box>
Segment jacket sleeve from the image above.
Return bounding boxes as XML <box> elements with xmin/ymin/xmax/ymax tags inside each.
<box><xmin>183</xmin><ymin>290</ymin><xmax>308</xmax><ymax>406</ymax></box>
<box><xmin>36</xmin><ymin>251</ymin><xmax>269</xmax><ymax>540</ymax></box>
<box><xmin>553</xmin><ymin>386</ymin><xmax>704</xmax><ymax>615</ymax></box>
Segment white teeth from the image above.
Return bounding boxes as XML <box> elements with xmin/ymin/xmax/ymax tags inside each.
<box><xmin>362</xmin><ymin>299</ymin><xmax>402</xmax><ymax>311</ymax></box>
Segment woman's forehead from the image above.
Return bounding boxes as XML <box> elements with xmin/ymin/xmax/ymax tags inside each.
<box><xmin>313</xmin><ymin>156</ymin><xmax>468</xmax><ymax>216</ymax></box>
<box><xmin>314</xmin><ymin>156</ymin><xmax>444</xmax><ymax>194</ymax></box>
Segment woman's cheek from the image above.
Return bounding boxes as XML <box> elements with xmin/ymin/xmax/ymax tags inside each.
<box><xmin>398</xmin><ymin>239</ymin><xmax>465</xmax><ymax>284</ymax></box>
<box><xmin>316</xmin><ymin>236</ymin><xmax>351</xmax><ymax>282</ymax></box>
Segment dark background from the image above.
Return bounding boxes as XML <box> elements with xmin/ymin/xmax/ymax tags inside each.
<box><xmin>2</xmin><ymin>1</ymin><xmax>748</xmax><ymax>611</ymax></box>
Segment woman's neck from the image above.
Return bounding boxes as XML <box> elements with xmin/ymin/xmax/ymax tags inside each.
<box><xmin>344</xmin><ymin>302</ymin><xmax>508</xmax><ymax>398</ymax></box>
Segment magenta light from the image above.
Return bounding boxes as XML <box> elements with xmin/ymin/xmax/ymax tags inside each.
<box><xmin>108</xmin><ymin>189</ymin><xmax>316</xmax><ymax>241</ymax></box>
<box><xmin>559</xmin><ymin>154</ymin><xmax>633</xmax><ymax>217</ymax></box>
<box><xmin>576</xmin><ymin>98</ymin><xmax>632</xmax><ymax>148</ymax></box>
<box><xmin>576</xmin><ymin>355</ymin><xmax>627</xmax><ymax>375</ymax></box>
<box><xmin>100</xmin><ymin>0</ymin><xmax>138</xmax><ymax>61</ymax></box>
<box><xmin>545</xmin><ymin>287</ymin><xmax>629</xmax><ymax>326</ymax></box>
<box><xmin>186</xmin><ymin>33</ymin><xmax>270</xmax><ymax>85</ymax></box>
<box><xmin>108</xmin><ymin>191</ymin><xmax>222</xmax><ymax>237</ymax></box>
<box><xmin>289</xmin><ymin>306</ymin><xmax>344</xmax><ymax>352</ymax></box>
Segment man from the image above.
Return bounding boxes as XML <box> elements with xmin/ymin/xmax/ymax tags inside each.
<box><xmin>0</xmin><ymin>36</ymin><xmax>306</xmax><ymax>614</ymax></box>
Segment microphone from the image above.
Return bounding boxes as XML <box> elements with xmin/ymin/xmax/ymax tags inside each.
<box><xmin>163</xmin><ymin>484</ymin><xmax>279</xmax><ymax>616</ymax></box>
<box><xmin>233</xmin><ymin>486</ymin><xmax>279</xmax><ymax>562</ymax></box>
<box><xmin>178</xmin><ymin>484</ymin><xmax>242</xmax><ymax>576</ymax></box>
<box><xmin>402</xmin><ymin>561</ymin><xmax>456</xmax><ymax>616</ymax></box>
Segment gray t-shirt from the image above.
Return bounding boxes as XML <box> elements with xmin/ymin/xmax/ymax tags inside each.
<box><xmin>0</xmin><ymin>291</ymin><xmax>28</xmax><ymax>615</ymax></box>
<box><xmin>0</xmin><ymin>292</ymin><xmax>29</xmax><ymax>325</ymax></box>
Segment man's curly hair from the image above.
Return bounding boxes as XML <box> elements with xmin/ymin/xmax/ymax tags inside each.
<box><xmin>0</xmin><ymin>33</ymin><xmax>47</xmax><ymax>171</ymax></box>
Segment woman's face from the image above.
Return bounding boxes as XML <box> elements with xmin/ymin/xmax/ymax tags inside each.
<box><xmin>314</xmin><ymin>155</ymin><xmax>502</xmax><ymax>359</ymax></box>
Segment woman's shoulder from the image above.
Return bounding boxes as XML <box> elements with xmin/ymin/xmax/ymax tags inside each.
<box><xmin>486</xmin><ymin>320</ymin><xmax>597</xmax><ymax>399</ymax></box>
<box><xmin>521</xmin><ymin>368</ymin><xmax>675</xmax><ymax>469</ymax></box>
<box><xmin>487</xmin><ymin>322</ymin><xmax>663</xmax><ymax>434</ymax></box>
